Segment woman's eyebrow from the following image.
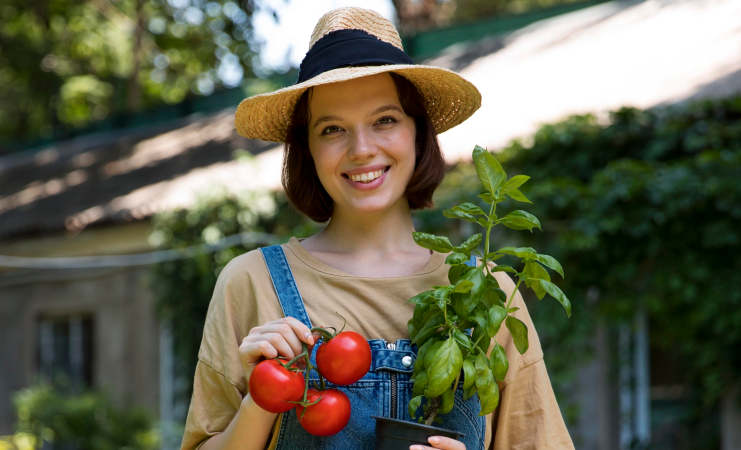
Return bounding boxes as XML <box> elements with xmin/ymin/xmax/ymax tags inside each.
<box><xmin>370</xmin><ymin>105</ymin><xmax>403</xmax><ymax>116</ymax></box>
<box><xmin>312</xmin><ymin>115</ymin><xmax>342</xmax><ymax>130</ymax></box>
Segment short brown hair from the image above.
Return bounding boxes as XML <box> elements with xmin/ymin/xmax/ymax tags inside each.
<box><xmin>282</xmin><ymin>72</ymin><xmax>446</xmax><ymax>223</ymax></box>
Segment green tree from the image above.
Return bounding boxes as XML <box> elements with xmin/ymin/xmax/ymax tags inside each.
<box><xmin>0</xmin><ymin>0</ymin><xmax>257</xmax><ymax>142</ymax></box>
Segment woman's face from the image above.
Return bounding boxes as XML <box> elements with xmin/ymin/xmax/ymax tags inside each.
<box><xmin>307</xmin><ymin>73</ymin><xmax>417</xmax><ymax>216</ymax></box>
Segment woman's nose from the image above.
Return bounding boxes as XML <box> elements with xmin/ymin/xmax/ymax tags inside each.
<box><xmin>348</xmin><ymin>129</ymin><xmax>378</xmax><ymax>161</ymax></box>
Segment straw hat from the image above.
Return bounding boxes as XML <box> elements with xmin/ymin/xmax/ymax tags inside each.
<box><xmin>234</xmin><ymin>7</ymin><xmax>481</xmax><ymax>143</ymax></box>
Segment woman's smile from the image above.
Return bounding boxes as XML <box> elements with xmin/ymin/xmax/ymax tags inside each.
<box><xmin>342</xmin><ymin>165</ymin><xmax>391</xmax><ymax>191</ymax></box>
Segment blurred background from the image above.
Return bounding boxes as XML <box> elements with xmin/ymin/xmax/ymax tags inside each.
<box><xmin>1</xmin><ymin>0</ymin><xmax>740</xmax><ymax>448</ymax></box>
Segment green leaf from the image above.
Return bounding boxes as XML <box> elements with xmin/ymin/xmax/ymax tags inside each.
<box><xmin>446</xmin><ymin>252</ymin><xmax>468</xmax><ymax>265</ymax></box>
<box><xmin>412</xmin><ymin>303</ymin><xmax>430</xmax><ymax>330</ymax></box>
<box><xmin>448</xmin><ymin>264</ymin><xmax>466</xmax><ymax>285</ymax></box>
<box><xmin>426</xmin><ymin>339</ymin><xmax>463</xmax><ymax>397</ymax></box>
<box><xmin>453</xmin><ymin>266</ymin><xmax>486</xmax><ymax>318</ymax></box>
<box><xmin>502</xmin><ymin>175</ymin><xmax>530</xmax><ymax>193</ymax></box>
<box><xmin>524</xmin><ymin>261</ymin><xmax>550</xmax><ymax>300</ymax></box>
<box><xmin>409</xmin><ymin>396</ymin><xmax>423</xmax><ymax>420</ymax></box>
<box><xmin>424</xmin><ymin>341</ymin><xmax>444</xmax><ymax>370</ymax></box>
<box><xmin>413</xmin><ymin>371</ymin><xmax>429</xmax><ymax>397</ymax></box>
<box><xmin>443</xmin><ymin>203</ymin><xmax>488</xmax><ymax>224</ymax></box>
<box><xmin>473</xmin><ymin>145</ymin><xmax>507</xmax><ymax>196</ymax></box>
<box><xmin>413</xmin><ymin>232</ymin><xmax>454</xmax><ymax>253</ymax></box>
<box><xmin>471</xmin><ymin>322</ymin><xmax>490</xmax><ymax>354</ymax></box>
<box><xmin>498</xmin><ymin>210</ymin><xmax>542</xmax><ymax>232</ymax></box>
<box><xmin>496</xmin><ymin>247</ymin><xmax>538</xmax><ymax>259</ymax></box>
<box><xmin>463</xmin><ymin>384</ymin><xmax>477</xmax><ymax>401</ymax></box>
<box><xmin>490</xmin><ymin>265</ymin><xmax>517</xmax><ymax>274</ymax></box>
<box><xmin>462</xmin><ymin>356</ymin><xmax>476</xmax><ymax>389</ymax></box>
<box><xmin>486</xmin><ymin>305</ymin><xmax>508</xmax><ymax>337</ymax></box>
<box><xmin>505</xmin><ymin>188</ymin><xmax>532</xmax><ymax>203</ymax></box>
<box><xmin>407</xmin><ymin>290</ymin><xmax>434</xmax><ymax>305</ymax></box>
<box><xmin>454</xmin><ymin>202</ymin><xmax>487</xmax><ymax>216</ymax></box>
<box><xmin>454</xmin><ymin>234</ymin><xmax>482</xmax><ymax>254</ymax></box>
<box><xmin>506</xmin><ymin>307</ymin><xmax>519</xmax><ymax>313</ymax></box>
<box><xmin>430</xmin><ymin>286</ymin><xmax>453</xmax><ymax>310</ymax></box>
<box><xmin>489</xmin><ymin>342</ymin><xmax>509</xmax><ymax>382</ymax></box>
<box><xmin>452</xmin><ymin>280</ymin><xmax>474</xmax><ymax>294</ymax></box>
<box><xmin>535</xmin><ymin>279</ymin><xmax>572</xmax><ymax>318</ymax></box>
<box><xmin>412</xmin><ymin>312</ymin><xmax>445</xmax><ymax>345</ymax></box>
<box><xmin>535</xmin><ymin>254</ymin><xmax>564</xmax><ymax>278</ymax></box>
<box><xmin>484</xmin><ymin>252</ymin><xmax>505</xmax><ymax>261</ymax></box>
<box><xmin>443</xmin><ymin>208</ymin><xmax>479</xmax><ymax>224</ymax></box>
<box><xmin>475</xmin><ymin>352</ymin><xmax>500</xmax><ymax>415</ymax></box>
<box><xmin>478</xmin><ymin>191</ymin><xmax>494</xmax><ymax>204</ymax></box>
<box><xmin>505</xmin><ymin>316</ymin><xmax>529</xmax><ymax>355</ymax></box>
<box><xmin>452</xmin><ymin>328</ymin><xmax>472</xmax><ymax>351</ymax></box>
<box><xmin>415</xmin><ymin>338</ymin><xmax>437</xmax><ymax>374</ymax></box>
<box><xmin>408</xmin><ymin>320</ymin><xmax>418</xmax><ymax>341</ymax></box>
<box><xmin>439</xmin><ymin>388</ymin><xmax>455</xmax><ymax>415</ymax></box>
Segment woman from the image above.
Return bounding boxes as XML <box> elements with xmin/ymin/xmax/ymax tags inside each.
<box><xmin>181</xmin><ymin>7</ymin><xmax>573</xmax><ymax>450</ymax></box>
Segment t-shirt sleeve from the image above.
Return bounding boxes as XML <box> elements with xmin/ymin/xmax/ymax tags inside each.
<box><xmin>180</xmin><ymin>361</ymin><xmax>245</xmax><ymax>450</ymax></box>
<box><xmin>489</xmin><ymin>360</ymin><xmax>574</xmax><ymax>450</ymax></box>
<box><xmin>180</xmin><ymin>251</ymin><xmax>270</xmax><ymax>450</ymax></box>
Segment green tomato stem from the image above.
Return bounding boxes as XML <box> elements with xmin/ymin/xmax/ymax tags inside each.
<box><xmin>309</xmin><ymin>326</ymin><xmax>335</xmax><ymax>341</ymax></box>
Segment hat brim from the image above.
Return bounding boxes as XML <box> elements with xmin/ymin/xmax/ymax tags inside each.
<box><xmin>234</xmin><ymin>64</ymin><xmax>481</xmax><ymax>142</ymax></box>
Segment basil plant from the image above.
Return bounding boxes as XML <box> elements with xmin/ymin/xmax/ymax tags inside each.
<box><xmin>406</xmin><ymin>145</ymin><xmax>571</xmax><ymax>425</ymax></box>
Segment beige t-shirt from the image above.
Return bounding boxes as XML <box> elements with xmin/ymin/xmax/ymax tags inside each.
<box><xmin>181</xmin><ymin>237</ymin><xmax>574</xmax><ymax>450</ymax></box>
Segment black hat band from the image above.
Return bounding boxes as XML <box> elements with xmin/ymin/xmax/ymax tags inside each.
<box><xmin>297</xmin><ymin>29</ymin><xmax>414</xmax><ymax>84</ymax></box>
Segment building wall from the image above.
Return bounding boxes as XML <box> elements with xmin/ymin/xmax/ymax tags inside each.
<box><xmin>0</xmin><ymin>254</ymin><xmax>160</xmax><ymax>434</ymax></box>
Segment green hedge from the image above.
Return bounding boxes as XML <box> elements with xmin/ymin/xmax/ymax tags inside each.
<box><xmin>5</xmin><ymin>382</ymin><xmax>158</xmax><ymax>450</ymax></box>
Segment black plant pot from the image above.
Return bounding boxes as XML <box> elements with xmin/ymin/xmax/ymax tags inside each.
<box><xmin>371</xmin><ymin>416</ymin><xmax>464</xmax><ymax>449</ymax></box>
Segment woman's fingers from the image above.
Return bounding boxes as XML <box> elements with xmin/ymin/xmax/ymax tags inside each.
<box><xmin>259</xmin><ymin>322</ymin><xmax>306</xmax><ymax>357</ymax></box>
<box><xmin>409</xmin><ymin>436</ymin><xmax>466</xmax><ymax>450</ymax></box>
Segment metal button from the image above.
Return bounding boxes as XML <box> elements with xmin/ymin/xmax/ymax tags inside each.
<box><xmin>401</xmin><ymin>356</ymin><xmax>413</xmax><ymax>367</ymax></box>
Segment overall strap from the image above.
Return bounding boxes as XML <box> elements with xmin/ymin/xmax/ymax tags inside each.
<box><xmin>464</xmin><ymin>254</ymin><xmax>477</xmax><ymax>267</ymax></box>
<box><xmin>259</xmin><ymin>245</ymin><xmax>313</xmax><ymax>329</ymax></box>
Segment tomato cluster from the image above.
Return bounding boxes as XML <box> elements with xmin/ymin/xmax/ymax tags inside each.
<box><xmin>248</xmin><ymin>328</ymin><xmax>372</xmax><ymax>437</ymax></box>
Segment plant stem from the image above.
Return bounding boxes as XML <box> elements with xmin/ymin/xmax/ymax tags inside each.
<box><xmin>505</xmin><ymin>279</ymin><xmax>523</xmax><ymax>309</ymax></box>
<box><xmin>425</xmin><ymin>396</ymin><xmax>440</xmax><ymax>426</ymax></box>
<box><xmin>483</xmin><ymin>200</ymin><xmax>497</xmax><ymax>276</ymax></box>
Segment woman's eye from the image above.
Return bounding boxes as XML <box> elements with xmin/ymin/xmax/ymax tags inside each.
<box><xmin>377</xmin><ymin>116</ymin><xmax>397</xmax><ymax>125</ymax></box>
<box><xmin>321</xmin><ymin>125</ymin><xmax>340</xmax><ymax>135</ymax></box>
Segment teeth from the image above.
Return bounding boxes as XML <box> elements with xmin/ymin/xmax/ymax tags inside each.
<box><xmin>349</xmin><ymin>169</ymin><xmax>385</xmax><ymax>183</ymax></box>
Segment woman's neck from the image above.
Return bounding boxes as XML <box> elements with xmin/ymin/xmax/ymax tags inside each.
<box><xmin>303</xmin><ymin>197</ymin><xmax>423</xmax><ymax>255</ymax></box>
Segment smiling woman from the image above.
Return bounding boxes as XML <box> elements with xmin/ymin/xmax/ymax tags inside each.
<box><xmin>284</xmin><ymin>72</ymin><xmax>445</xmax><ymax>223</ymax></box>
<box><xmin>181</xmin><ymin>6</ymin><xmax>573</xmax><ymax>450</ymax></box>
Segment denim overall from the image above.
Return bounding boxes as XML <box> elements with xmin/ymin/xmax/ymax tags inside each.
<box><xmin>259</xmin><ymin>245</ymin><xmax>487</xmax><ymax>450</ymax></box>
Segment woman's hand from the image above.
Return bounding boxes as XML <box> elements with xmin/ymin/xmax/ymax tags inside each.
<box><xmin>239</xmin><ymin>317</ymin><xmax>316</xmax><ymax>381</ymax></box>
<box><xmin>410</xmin><ymin>436</ymin><xmax>466</xmax><ymax>450</ymax></box>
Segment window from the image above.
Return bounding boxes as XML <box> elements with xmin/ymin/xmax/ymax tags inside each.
<box><xmin>37</xmin><ymin>315</ymin><xmax>94</xmax><ymax>390</ymax></box>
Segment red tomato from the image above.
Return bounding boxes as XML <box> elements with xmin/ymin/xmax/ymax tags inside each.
<box><xmin>296</xmin><ymin>389</ymin><xmax>351</xmax><ymax>436</ymax></box>
<box><xmin>315</xmin><ymin>331</ymin><xmax>372</xmax><ymax>385</ymax></box>
<box><xmin>248</xmin><ymin>359</ymin><xmax>305</xmax><ymax>413</ymax></box>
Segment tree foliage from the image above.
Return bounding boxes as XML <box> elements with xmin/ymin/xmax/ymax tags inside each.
<box><xmin>0</xmin><ymin>0</ymin><xmax>257</xmax><ymax>142</ymax></box>
<box><xmin>498</xmin><ymin>95</ymin><xmax>741</xmax><ymax>418</ymax></box>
